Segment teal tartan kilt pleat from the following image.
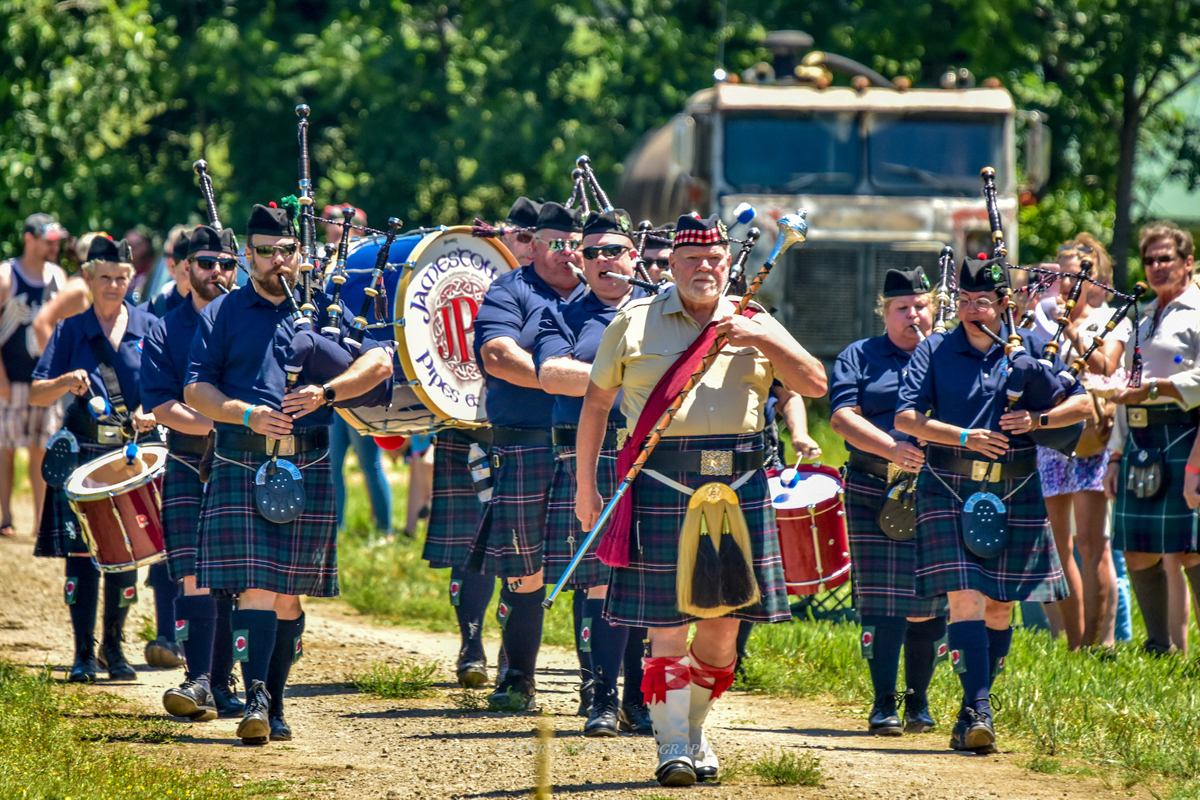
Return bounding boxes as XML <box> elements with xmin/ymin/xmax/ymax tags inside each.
<box><xmin>542</xmin><ymin>441</ymin><xmax>619</xmax><ymax>589</ymax></box>
<box><xmin>423</xmin><ymin>429</ymin><xmax>487</xmax><ymax>569</ymax></box>
<box><xmin>844</xmin><ymin>467</ymin><xmax>946</xmax><ymax>618</ymax></box>
<box><xmin>914</xmin><ymin>445</ymin><xmax>1068</xmax><ymax>603</ymax></box>
<box><xmin>162</xmin><ymin>453</ymin><xmax>205</xmax><ymax>581</ymax></box>
<box><xmin>475</xmin><ymin>443</ymin><xmax>554</xmax><ymax>578</ymax></box>
<box><xmin>1112</xmin><ymin>422</ymin><xmax>1200</xmax><ymax>554</ymax></box>
<box><xmin>603</xmin><ymin>432</ymin><xmax>791</xmax><ymax>628</ymax></box>
<box><xmin>196</xmin><ymin>446</ymin><xmax>338</xmax><ymax>597</ymax></box>
<box><xmin>34</xmin><ymin>439</ymin><xmax>114</xmax><ymax>559</ymax></box>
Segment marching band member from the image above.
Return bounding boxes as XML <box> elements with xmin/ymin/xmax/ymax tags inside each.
<box><xmin>895</xmin><ymin>257</ymin><xmax>1090</xmax><ymax>753</ymax></box>
<box><xmin>578</xmin><ymin>214</ymin><xmax>825</xmax><ymax>786</ymax></box>
<box><xmin>498</xmin><ymin>197</ymin><xmax>541</xmax><ymax>266</ymax></box>
<box><xmin>141</xmin><ymin>225</ymin><xmax>242</xmax><ymax>721</ymax></box>
<box><xmin>642</xmin><ymin>225</ymin><xmax>673</xmax><ymax>286</ymax></box>
<box><xmin>185</xmin><ymin>204</ymin><xmax>392</xmax><ymax>744</ymax></box>
<box><xmin>472</xmin><ymin>201</ymin><xmax>586</xmax><ymax>712</ymax></box>
<box><xmin>535</xmin><ymin>208</ymin><xmax>651</xmax><ymax>736</ymax></box>
<box><xmin>30</xmin><ymin>235</ymin><xmax>159</xmax><ymax>683</ymax></box>
<box><xmin>830</xmin><ymin>268</ymin><xmax>948</xmax><ymax>736</ymax></box>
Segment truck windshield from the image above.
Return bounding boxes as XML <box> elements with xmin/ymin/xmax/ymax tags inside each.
<box><xmin>723</xmin><ymin>113</ymin><xmax>858</xmax><ymax>194</ymax></box>
<box><xmin>867</xmin><ymin>115</ymin><xmax>1006</xmax><ymax>195</ymax></box>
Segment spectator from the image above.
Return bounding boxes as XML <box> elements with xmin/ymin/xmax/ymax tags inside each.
<box><xmin>123</xmin><ymin>228</ymin><xmax>156</xmax><ymax>303</ymax></box>
<box><xmin>321</xmin><ymin>205</ymin><xmax>367</xmax><ymax>246</ymax></box>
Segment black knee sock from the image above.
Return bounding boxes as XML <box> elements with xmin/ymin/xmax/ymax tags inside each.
<box><xmin>860</xmin><ymin>615</ymin><xmax>908</xmax><ymax>702</ymax></box>
<box><xmin>230</xmin><ymin>608</ymin><xmax>278</xmax><ymax>688</ymax></box>
<box><xmin>210</xmin><ymin>597</ymin><xmax>236</xmax><ymax>688</ymax></box>
<box><xmin>903</xmin><ymin>618</ymin><xmax>946</xmax><ymax>704</ymax></box>
<box><xmin>101</xmin><ymin>570</ymin><xmax>138</xmax><ymax>646</ymax></box>
<box><xmin>174</xmin><ymin>595</ymin><xmax>217</xmax><ymax>684</ymax></box>
<box><xmin>947</xmin><ymin>620</ymin><xmax>990</xmax><ymax>710</ymax></box>
<box><xmin>267</xmin><ymin>615</ymin><xmax>305</xmax><ymax>717</ymax></box>
<box><xmin>498</xmin><ymin>586</ymin><xmax>544</xmax><ymax>679</ymax></box>
<box><xmin>1127</xmin><ymin>562</ymin><xmax>1171</xmax><ymax>651</ymax></box>
<box><xmin>584</xmin><ymin>598</ymin><xmax>628</xmax><ymax>690</ymax></box>
<box><xmin>65</xmin><ymin>557</ymin><xmax>100</xmax><ymax>655</ymax></box>
<box><xmin>451</xmin><ymin>567</ymin><xmax>494</xmax><ymax>660</ymax></box>
<box><xmin>573</xmin><ymin>590</ymin><xmax>593</xmax><ymax>685</ymax></box>
<box><xmin>736</xmin><ymin>620</ymin><xmax>754</xmax><ymax>662</ymax></box>
<box><xmin>622</xmin><ymin>628</ymin><xmax>647</xmax><ymax>707</ymax></box>
<box><xmin>148</xmin><ymin>562</ymin><xmax>179</xmax><ymax>640</ymax></box>
<box><xmin>986</xmin><ymin>626</ymin><xmax>1013</xmax><ymax>690</ymax></box>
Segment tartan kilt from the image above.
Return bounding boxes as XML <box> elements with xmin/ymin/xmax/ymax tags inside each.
<box><xmin>474</xmin><ymin>443</ymin><xmax>554</xmax><ymax>578</ymax></box>
<box><xmin>34</xmin><ymin>439</ymin><xmax>114</xmax><ymax>559</ymax></box>
<box><xmin>1112</xmin><ymin>423</ymin><xmax>1199</xmax><ymax>554</ymax></box>
<box><xmin>542</xmin><ymin>439</ymin><xmax>620</xmax><ymax>589</ymax></box>
<box><xmin>844</xmin><ymin>467</ymin><xmax>946</xmax><ymax>619</ymax></box>
<box><xmin>914</xmin><ymin>445</ymin><xmax>1068</xmax><ymax>603</ymax></box>
<box><xmin>423</xmin><ymin>429</ymin><xmax>487</xmax><ymax>569</ymax></box>
<box><xmin>603</xmin><ymin>432</ymin><xmax>791</xmax><ymax>628</ymax></box>
<box><xmin>196</xmin><ymin>446</ymin><xmax>338</xmax><ymax>597</ymax></box>
<box><xmin>162</xmin><ymin>453</ymin><xmax>205</xmax><ymax>581</ymax></box>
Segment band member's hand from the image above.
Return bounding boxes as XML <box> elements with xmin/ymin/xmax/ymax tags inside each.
<box><xmin>63</xmin><ymin>369</ymin><xmax>91</xmax><ymax>397</ymax></box>
<box><xmin>714</xmin><ymin>314</ymin><xmax>763</xmax><ymax>348</ymax></box>
<box><xmin>282</xmin><ymin>385</ymin><xmax>325</xmax><ymax>419</ymax></box>
<box><xmin>1103</xmin><ymin>460</ymin><xmax>1121</xmax><ymax>500</ymax></box>
<box><xmin>794</xmin><ymin>436</ymin><xmax>822</xmax><ymax>462</ymax></box>
<box><xmin>999</xmin><ymin>410</ymin><xmax>1037</xmax><ymax>434</ymax></box>
<box><xmin>575</xmin><ymin>486</ymin><xmax>603</xmax><ymax>531</ymax></box>
<box><xmin>131</xmin><ymin>408</ymin><xmax>157</xmax><ymax>433</ymax></box>
<box><xmin>249</xmin><ymin>406</ymin><xmax>293</xmax><ymax>438</ymax></box>
<box><xmin>964</xmin><ymin>429</ymin><xmax>1009</xmax><ymax>459</ymax></box>
<box><xmin>1185</xmin><ymin>470</ymin><xmax>1200</xmax><ymax>510</ymax></box>
<box><xmin>888</xmin><ymin>441</ymin><xmax>925</xmax><ymax>470</ymax></box>
<box><xmin>1110</xmin><ymin>384</ymin><xmax>1151</xmax><ymax>406</ymax></box>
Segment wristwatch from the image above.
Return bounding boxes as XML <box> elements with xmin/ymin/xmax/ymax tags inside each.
<box><xmin>1148</xmin><ymin>378</ymin><xmax>1160</xmax><ymax>401</ymax></box>
<box><xmin>1038</xmin><ymin>413</ymin><xmax>1051</xmax><ymax>429</ymax></box>
<box><xmin>322</xmin><ymin>383</ymin><xmax>336</xmax><ymax>405</ymax></box>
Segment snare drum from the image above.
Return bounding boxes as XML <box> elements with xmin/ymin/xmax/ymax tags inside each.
<box><xmin>64</xmin><ymin>445</ymin><xmax>168</xmax><ymax>573</ymax></box>
<box><xmin>769</xmin><ymin>464</ymin><xmax>851</xmax><ymax>595</ymax></box>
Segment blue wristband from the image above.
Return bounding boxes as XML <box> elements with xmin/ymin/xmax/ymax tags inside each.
<box><xmin>243</xmin><ymin>406</ymin><xmax>254</xmax><ymax>428</ymax></box>
<box><xmin>959</xmin><ymin>429</ymin><xmax>969</xmax><ymax>446</ymax></box>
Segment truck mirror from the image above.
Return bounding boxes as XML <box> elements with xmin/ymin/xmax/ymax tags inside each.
<box><xmin>1020</xmin><ymin>110</ymin><xmax>1050</xmax><ymax>194</ymax></box>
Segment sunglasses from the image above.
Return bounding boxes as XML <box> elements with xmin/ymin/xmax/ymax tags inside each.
<box><xmin>582</xmin><ymin>244</ymin><xmax>629</xmax><ymax>261</ymax></box>
<box><xmin>193</xmin><ymin>257</ymin><xmax>238</xmax><ymax>271</ymax></box>
<box><xmin>956</xmin><ymin>296</ymin><xmax>997</xmax><ymax>310</ymax></box>
<box><xmin>253</xmin><ymin>243</ymin><xmax>299</xmax><ymax>258</ymax></box>
<box><xmin>1057</xmin><ymin>244</ymin><xmax>1095</xmax><ymax>254</ymax></box>
<box><xmin>515</xmin><ymin>231</ymin><xmax>534</xmax><ymax>244</ymax></box>
<box><xmin>542</xmin><ymin>238</ymin><xmax>581</xmax><ymax>253</ymax></box>
<box><xmin>644</xmin><ymin>258</ymin><xmax>671</xmax><ymax>270</ymax></box>
<box><xmin>1144</xmin><ymin>254</ymin><xmax>1178</xmax><ymax>267</ymax></box>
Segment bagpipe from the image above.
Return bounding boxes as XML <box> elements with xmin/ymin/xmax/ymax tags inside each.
<box><xmin>190</xmin><ymin>159</ymin><xmax>243</xmax><ymax>291</ymax></box>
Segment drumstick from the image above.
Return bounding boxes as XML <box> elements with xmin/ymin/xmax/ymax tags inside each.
<box><xmin>544</xmin><ymin>210</ymin><xmax>809</xmax><ymax>608</ymax></box>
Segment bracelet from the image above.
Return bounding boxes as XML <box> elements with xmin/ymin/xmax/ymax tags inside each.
<box><xmin>242</xmin><ymin>405</ymin><xmax>255</xmax><ymax>428</ymax></box>
<box><xmin>959</xmin><ymin>429</ymin><xmax>969</xmax><ymax>446</ymax></box>
<box><xmin>1186</xmin><ymin>464</ymin><xmax>1200</xmax><ymax>476</ymax></box>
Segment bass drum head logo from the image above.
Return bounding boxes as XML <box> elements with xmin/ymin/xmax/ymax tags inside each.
<box><xmin>430</xmin><ymin>275</ymin><xmax>487</xmax><ymax>382</ymax></box>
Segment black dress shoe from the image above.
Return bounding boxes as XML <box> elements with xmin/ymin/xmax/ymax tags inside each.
<box><xmin>237</xmin><ymin>680</ymin><xmax>272</xmax><ymax>743</ymax></box>
<box><xmin>145</xmin><ymin>636</ymin><xmax>186</xmax><ymax>669</ymax></box>
<box><xmin>655</xmin><ymin>759</ymin><xmax>697</xmax><ymax>787</ymax></box>
<box><xmin>950</xmin><ymin>706</ymin><xmax>997</xmax><ymax>752</ymax></box>
<box><xmin>618</xmin><ymin>703</ymin><xmax>654</xmax><ymax>735</ymax></box>
<box><xmin>903</xmin><ymin>690</ymin><xmax>936</xmax><ymax>733</ymax></box>
<box><xmin>575</xmin><ymin>679</ymin><xmax>595</xmax><ymax>717</ymax></box>
<box><xmin>456</xmin><ymin>652</ymin><xmax>488</xmax><ymax>689</ymax></box>
<box><xmin>584</xmin><ymin>682</ymin><xmax>619</xmax><ymax>738</ymax></box>
<box><xmin>868</xmin><ymin>692</ymin><xmax>903</xmax><ymax>736</ymax></box>
<box><xmin>487</xmin><ymin>672</ymin><xmax>536</xmax><ymax>712</ymax></box>
<box><xmin>68</xmin><ymin>652</ymin><xmax>97</xmax><ymax>683</ymax></box>
<box><xmin>269</xmin><ymin>714</ymin><xmax>292</xmax><ymax>741</ymax></box>
<box><xmin>102</xmin><ymin>643</ymin><xmax>137</xmax><ymax>682</ymax></box>
<box><xmin>163</xmin><ymin>681</ymin><xmax>217</xmax><ymax>721</ymax></box>
<box><xmin>212</xmin><ymin>678</ymin><xmax>245</xmax><ymax>718</ymax></box>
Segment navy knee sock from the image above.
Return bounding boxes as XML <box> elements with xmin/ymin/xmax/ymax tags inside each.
<box><xmin>267</xmin><ymin>614</ymin><xmax>305</xmax><ymax>716</ymax></box>
<box><xmin>622</xmin><ymin>628</ymin><xmax>647</xmax><ymax>707</ymax></box>
<box><xmin>986</xmin><ymin>626</ymin><xmax>1013</xmax><ymax>690</ymax></box>
<box><xmin>65</xmin><ymin>557</ymin><xmax>100</xmax><ymax>654</ymax></box>
<box><xmin>210</xmin><ymin>597</ymin><xmax>236</xmax><ymax>688</ymax></box>
<box><xmin>584</xmin><ymin>598</ymin><xmax>628</xmax><ymax>689</ymax></box>
<box><xmin>149</xmin><ymin>562</ymin><xmax>179</xmax><ymax>640</ymax></box>
<box><xmin>573</xmin><ymin>590</ymin><xmax>593</xmax><ymax>685</ymax></box>
<box><xmin>498</xmin><ymin>586</ymin><xmax>544</xmax><ymax>679</ymax></box>
<box><xmin>736</xmin><ymin>620</ymin><xmax>754</xmax><ymax>662</ymax></box>
<box><xmin>174</xmin><ymin>595</ymin><xmax>217</xmax><ymax>684</ymax></box>
<box><xmin>947</xmin><ymin>620</ymin><xmax>990</xmax><ymax>710</ymax></box>
<box><xmin>451</xmin><ymin>567</ymin><xmax>494</xmax><ymax>660</ymax></box>
<box><xmin>903</xmin><ymin>617</ymin><xmax>946</xmax><ymax>703</ymax></box>
<box><xmin>860</xmin><ymin>615</ymin><xmax>908</xmax><ymax>701</ymax></box>
<box><xmin>230</xmin><ymin>608</ymin><xmax>277</xmax><ymax>689</ymax></box>
<box><xmin>101</xmin><ymin>570</ymin><xmax>137</xmax><ymax>637</ymax></box>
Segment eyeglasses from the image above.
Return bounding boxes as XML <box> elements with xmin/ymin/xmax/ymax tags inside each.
<box><xmin>644</xmin><ymin>258</ymin><xmax>671</xmax><ymax>271</ymax></box>
<box><xmin>253</xmin><ymin>243</ymin><xmax>299</xmax><ymax>258</ymax></box>
<box><xmin>515</xmin><ymin>231</ymin><xmax>534</xmax><ymax>245</ymax></box>
<box><xmin>193</xmin><ymin>257</ymin><xmax>238</xmax><ymax>272</ymax></box>
<box><xmin>956</xmin><ymin>296</ymin><xmax>998</xmax><ymax>310</ymax></box>
<box><xmin>1144</xmin><ymin>254</ymin><xmax>1178</xmax><ymax>267</ymax></box>
<box><xmin>582</xmin><ymin>244</ymin><xmax>629</xmax><ymax>261</ymax></box>
<box><xmin>1058</xmin><ymin>244</ymin><xmax>1095</xmax><ymax>254</ymax></box>
<box><xmin>542</xmin><ymin>238</ymin><xmax>581</xmax><ymax>253</ymax></box>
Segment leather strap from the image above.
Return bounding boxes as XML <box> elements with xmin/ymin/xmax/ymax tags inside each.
<box><xmin>643</xmin><ymin>448</ymin><xmax>764</xmax><ymax>475</ymax></box>
<box><xmin>926</xmin><ymin>447</ymin><xmax>1037</xmax><ymax>482</ymax></box>
<box><xmin>848</xmin><ymin>451</ymin><xmax>890</xmax><ymax>479</ymax></box>
<box><xmin>491</xmin><ymin>426</ymin><xmax>553</xmax><ymax>448</ymax></box>
<box><xmin>216</xmin><ymin>428</ymin><xmax>329</xmax><ymax>455</ymax></box>
<box><xmin>84</xmin><ymin>334</ymin><xmax>130</xmax><ymax>424</ymax></box>
<box><xmin>1126</xmin><ymin>405</ymin><xmax>1200</xmax><ymax>427</ymax></box>
<box><xmin>65</xmin><ymin>403</ymin><xmax>121</xmax><ymax>445</ymax></box>
<box><xmin>167</xmin><ymin>430</ymin><xmax>212</xmax><ymax>457</ymax></box>
<box><xmin>552</xmin><ymin>425</ymin><xmax>621</xmax><ymax>449</ymax></box>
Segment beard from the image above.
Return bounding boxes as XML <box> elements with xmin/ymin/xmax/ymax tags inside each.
<box><xmin>188</xmin><ymin>269</ymin><xmax>231</xmax><ymax>301</ymax></box>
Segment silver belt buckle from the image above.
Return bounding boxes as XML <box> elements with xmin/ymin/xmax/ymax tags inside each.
<box><xmin>1128</xmin><ymin>407</ymin><xmax>1149</xmax><ymax>428</ymax></box>
<box><xmin>970</xmin><ymin>461</ymin><xmax>1001</xmax><ymax>482</ymax></box>
<box><xmin>97</xmin><ymin>425</ymin><xmax>122</xmax><ymax>445</ymax></box>
<box><xmin>269</xmin><ymin>435</ymin><xmax>296</xmax><ymax>457</ymax></box>
<box><xmin>700</xmin><ymin>450</ymin><xmax>733</xmax><ymax>476</ymax></box>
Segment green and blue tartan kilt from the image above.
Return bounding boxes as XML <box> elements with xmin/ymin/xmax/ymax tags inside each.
<box><xmin>914</xmin><ymin>445</ymin><xmax>1068</xmax><ymax>603</ymax></box>
<box><xmin>844</xmin><ymin>467</ymin><xmax>946</xmax><ymax>619</ymax></box>
<box><xmin>1112</xmin><ymin>423</ymin><xmax>1200</xmax><ymax>554</ymax></box>
<box><xmin>603</xmin><ymin>432</ymin><xmax>791</xmax><ymax>628</ymax></box>
<box><xmin>162</xmin><ymin>453</ymin><xmax>205</xmax><ymax>581</ymax></box>
<box><xmin>34</xmin><ymin>439</ymin><xmax>113</xmax><ymax>559</ymax></box>
<box><xmin>423</xmin><ymin>429</ymin><xmax>487</xmax><ymax>569</ymax></box>
<box><xmin>474</xmin><ymin>443</ymin><xmax>554</xmax><ymax>578</ymax></box>
<box><xmin>542</xmin><ymin>439</ymin><xmax>620</xmax><ymax>589</ymax></box>
<box><xmin>196</xmin><ymin>446</ymin><xmax>338</xmax><ymax>597</ymax></box>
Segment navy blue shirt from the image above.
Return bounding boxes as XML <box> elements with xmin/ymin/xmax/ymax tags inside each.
<box><xmin>140</xmin><ymin>298</ymin><xmax>203</xmax><ymax>413</ymax></box>
<box><xmin>148</xmin><ymin>283</ymin><xmax>187</xmax><ymax>318</ymax></box>
<box><xmin>533</xmin><ymin>287</ymin><xmax>647</xmax><ymax>427</ymax></box>
<box><xmin>186</xmin><ymin>284</ymin><xmax>352</xmax><ymax>432</ymax></box>
<box><xmin>34</xmin><ymin>301</ymin><xmax>156</xmax><ymax>412</ymax></box>
<box><xmin>473</xmin><ymin>265</ymin><xmax>585</xmax><ymax>429</ymax></box>
<box><xmin>897</xmin><ymin>324</ymin><xmax>1084</xmax><ymax>447</ymax></box>
<box><xmin>831</xmin><ymin>334</ymin><xmax>914</xmax><ymax>454</ymax></box>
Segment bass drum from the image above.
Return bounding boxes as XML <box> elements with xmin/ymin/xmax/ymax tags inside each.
<box><xmin>332</xmin><ymin>227</ymin><xmax>517</xmax><ymax>434</ymax></box>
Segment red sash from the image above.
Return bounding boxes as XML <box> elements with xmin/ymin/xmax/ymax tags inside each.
<box><xmin>597</xmin><ymin>308</ymin><xmax>757</xmax><ymax>567</ymax></box>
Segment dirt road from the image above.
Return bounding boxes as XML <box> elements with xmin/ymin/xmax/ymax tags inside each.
<box><xmin>0</xmin><ymin>524</ymin><xmax>1144</xmax><ymax>800</ymax></box>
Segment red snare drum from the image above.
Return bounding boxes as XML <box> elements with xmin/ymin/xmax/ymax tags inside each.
<box><xmin>65</xmin><ymin>445</ymin><xmax>168</xmax><ymax>573</ymax></box>
<box><xmin>769</xmin><ymin>464</ymin><xmax>851</xmax><ymax>595</ymax></box>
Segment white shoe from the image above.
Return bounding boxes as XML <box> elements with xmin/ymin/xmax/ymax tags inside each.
<box><xmin>645</xmin><ymin>656</ymin><xmax>696</xmax><ymax>787</ymax></box>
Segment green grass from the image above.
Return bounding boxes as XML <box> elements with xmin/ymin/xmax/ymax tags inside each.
<box><xmin>351</xmin><ymin>659</ymin><xmax>440</xmax><ymax>699</ymax></box>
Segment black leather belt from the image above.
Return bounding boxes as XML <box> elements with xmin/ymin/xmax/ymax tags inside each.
<box><xmin>552</xmin><ymin>425</ymin><xmax>622</xmax><ymax>449</ymax></box>
<box><xmin>167</xmin><ymin>431</ymin><xmax>211</xmax><ymax>457</ymax></box>
<box><xmin>927</xmin><ymin>447</ymin><xmax>1037</xmax><ymax>483</ymax></box>
<box><xmin>491</xmin><ymin>426</ymin><xmax>553</xmax><ymax>448</ymax></box>
<box><xmin>65</xmin><ymin>403</ymin><xmax>122</xmax><ymax>446</ymax></box>
<box><xmin>848</xmin><ymin>452</ymin><xmax>891</xmax><ymax>480</ymax></box>
<box><xmin>644</xmin><ymin>448</ymin><xmax>764</xmax><ymax>476</ymax></box>
<box><xmin>216</xmin><ymin>428</ymin><xmax>329</xmax><ymax>455</ymax></box>
<box><xmin>1126</xmin><ymin>405</ymin><xmax>1200</xmax><ymax>428</ymax></box>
